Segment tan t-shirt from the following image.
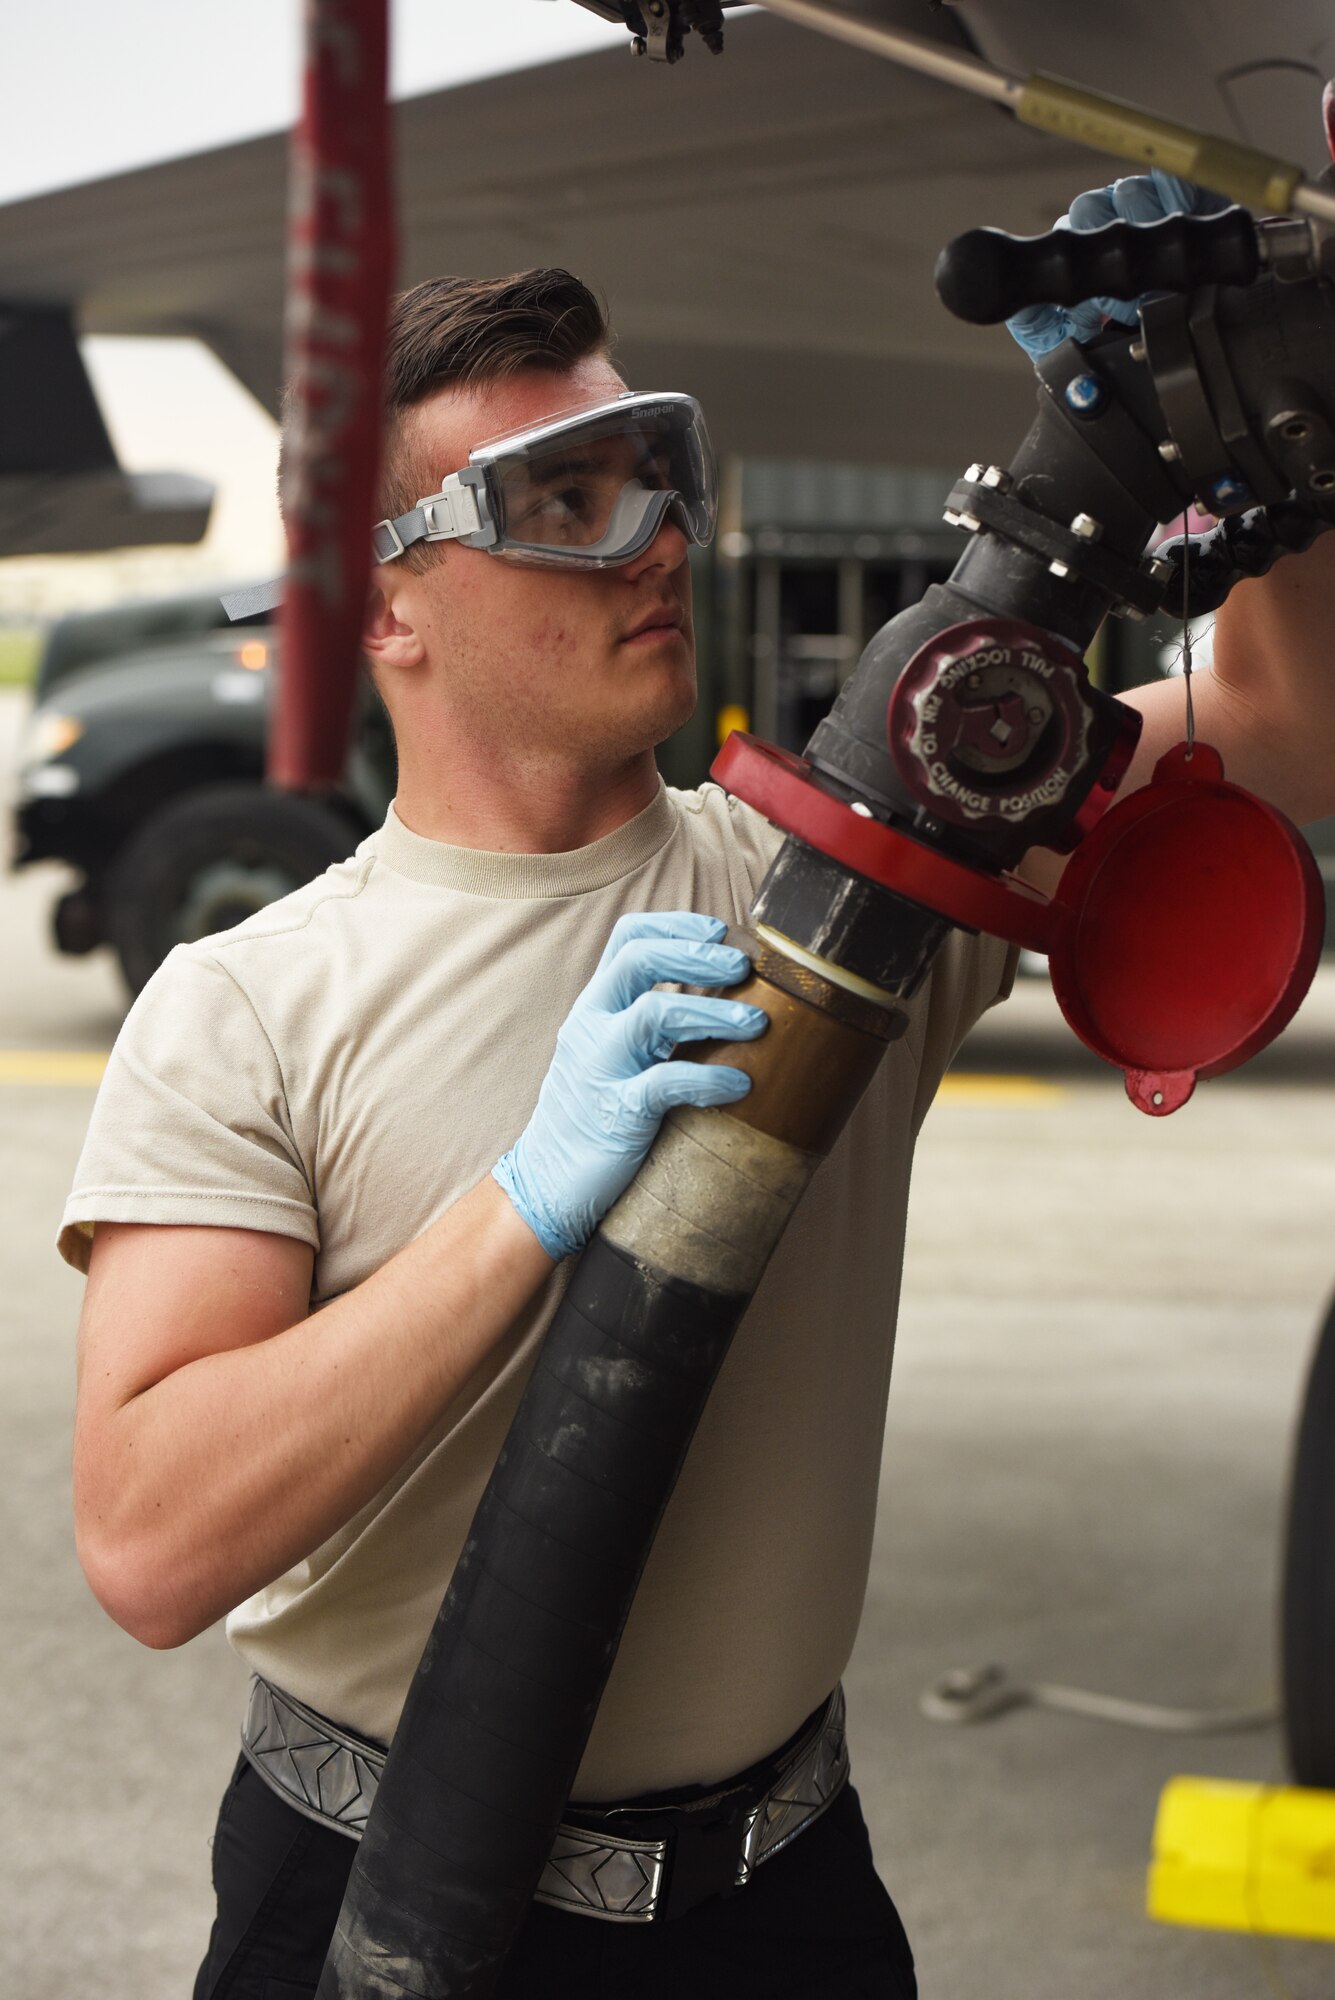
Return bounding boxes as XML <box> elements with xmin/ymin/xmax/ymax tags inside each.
<box><xmin>61</xmin><ymin>781</ymin><xmax>1012</xmax><ymax>1798</ymax></box>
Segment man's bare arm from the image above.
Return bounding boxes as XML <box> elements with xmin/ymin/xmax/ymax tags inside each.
<box><xmin>73</xmin><ymin>1180</ymin><xmax>552</xmax><ymax>1651</ymax></box>
<box><xmin>1118</xmin><ymin>532</ymin><xmax>1335</xmax><ymax>825</ymax></box>
<box><xmin>72</xmin><ymin>913</ymin><xmax>765</xmax><ymax>1652</ymax></box>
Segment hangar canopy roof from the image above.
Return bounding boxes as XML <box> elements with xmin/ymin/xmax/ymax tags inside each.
<box><xmin>1</xmin><ymin>0</ymin><xmax>1331</xmax><ymax>476</ymax></box>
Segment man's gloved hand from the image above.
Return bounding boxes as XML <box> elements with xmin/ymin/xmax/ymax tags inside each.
<box><xmin>493</xmin><ymin>911</ymin><xmax>766</xmax><ymax>1262</ymax></box>
<box><xmin>1006</xmin><ymin>168</ymin><xmax>1233</xmax><ymax>359</ymax></box>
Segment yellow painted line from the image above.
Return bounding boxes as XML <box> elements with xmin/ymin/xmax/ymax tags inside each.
<box><xmin>938</xmin><ymin>1073</ymin><xmax>1067</xmax><ymax>1105</ymax></box>
<box><xmin>0</xmin><ymin>1052</ymin><xmax>1063</xmax><ymax>1101</ymax></box>
<box><xmin>0</xmin><ymin>1050</ymin><xmax>109</xmax><ymax>1086</ymax></box>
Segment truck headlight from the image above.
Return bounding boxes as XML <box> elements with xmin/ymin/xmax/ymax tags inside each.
<box><xmin>22</xmin><ymin>711</ymin><xmax>84</xmax><ymax>764</ymax></box>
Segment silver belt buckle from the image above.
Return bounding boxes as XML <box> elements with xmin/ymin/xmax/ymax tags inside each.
<box><xmin>533</xmin><ymin>1686</ymin><xmax>849</xmax><ymax>1923</ymax></box>
<box><xmin>536</xmin><ymin>1823</ymin><xmax>670</xmax><ymax>1923</ymax></box>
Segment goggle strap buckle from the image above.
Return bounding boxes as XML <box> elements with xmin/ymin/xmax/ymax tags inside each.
<box><xmin>423</xmin><ymin>473</ymin><xmax>484</xmax><ymax>544</ymax></box>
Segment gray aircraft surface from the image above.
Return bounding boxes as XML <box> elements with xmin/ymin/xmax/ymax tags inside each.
<box><xmin>2</xmin><ymin>0</ymin><xmax>1333</xmax><ymax>553</ymax></box>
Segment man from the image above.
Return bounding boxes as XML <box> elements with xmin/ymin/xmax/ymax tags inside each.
<box><xmin>64</xmin><ymin>187</ymin><xmax>1335</xmax><ymax>1998</ymax></box>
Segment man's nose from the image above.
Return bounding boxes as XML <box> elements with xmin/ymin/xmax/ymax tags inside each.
<box><xmin>621</xmin><ymin>509</ymin><xmax>690</xmax><ymax>580</ymax></box>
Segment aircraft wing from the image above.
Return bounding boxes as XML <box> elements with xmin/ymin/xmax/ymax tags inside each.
<box><xmin>0</xmin><ymin>0</ymin><xmax>1331</xmax><ymax>547</ymax></box>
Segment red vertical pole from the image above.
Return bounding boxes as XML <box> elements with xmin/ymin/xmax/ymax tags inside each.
<box><xmin>271</xmin><ymin>0</ymin><xmax>395</xmax><ymax>790</ymax></box>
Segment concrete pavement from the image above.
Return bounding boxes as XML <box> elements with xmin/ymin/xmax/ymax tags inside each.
<box><xmin>3</xmin><ymin>687</ymin><xmax>1333</xmax><ymax>1998</ymax></box>
<box><xmin>856</xmin><ymin>977</ymin><xmax>1335</xmax><ymax>2000</ymax></box>
<box><xmin>2</xmin><ymin>690</ymin><xmax>249</xmax><ymax>1998</ymax></box>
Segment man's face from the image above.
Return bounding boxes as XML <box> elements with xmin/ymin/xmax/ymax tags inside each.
<box><xmin>377</xmin><ymin>356</ymin><xmax>698</xmax><ymax>767</ymax></box>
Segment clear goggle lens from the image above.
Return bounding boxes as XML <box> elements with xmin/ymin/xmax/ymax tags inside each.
<box><xmin>477</xmin><ymin>395</ymin><xmax>716</xmax><ymax>567</ymax></box>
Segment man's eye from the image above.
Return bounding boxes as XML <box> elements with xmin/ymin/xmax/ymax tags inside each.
<box><xmin>525</xmin><ymin>486</ymin><xmax>596</xmax><ymax>537</ymax></box>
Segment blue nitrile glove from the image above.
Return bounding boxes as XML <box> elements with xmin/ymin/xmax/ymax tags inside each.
<box><xmin>492</xmin><ymin>911</ymin><xmax>766</xmax><ymax>1261</ymax></box>
<box><xmin>1006</xmin><ymin>168</ymin><xmax>1233</xmax><ymax>359</ymax></box>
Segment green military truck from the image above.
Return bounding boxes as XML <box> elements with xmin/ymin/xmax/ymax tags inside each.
<box><xmin>12</xmin><ymin>583</ymin><xmax>1335</xmax><ymax>1000</ymax></box>
<box><xmin>12</xmin><ymin>590</ymin><xmax>395</xmax><ymax>996</ymax></box>
<box><xmin>8</xmin><ymin>549</ymin><xmax>723</xmax><ymax>1000</ymax></box>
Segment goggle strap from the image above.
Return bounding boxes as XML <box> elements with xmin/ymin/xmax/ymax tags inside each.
<box><xmin>371</xmin><ymin>471</ymin><xmax>489</xmax><ymax>565</ymax></box>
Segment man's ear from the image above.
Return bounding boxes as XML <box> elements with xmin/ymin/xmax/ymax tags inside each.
<box><xmin>362</xmin><ymin>571</ymin><xmax>427</xmax><ymax>673</ymax></box>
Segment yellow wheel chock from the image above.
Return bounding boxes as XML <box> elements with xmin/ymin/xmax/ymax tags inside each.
<box><xmin>1148</xmin><ymin>1777</ymin><xmax>1335</xmax><ymax>1943</ymax></box>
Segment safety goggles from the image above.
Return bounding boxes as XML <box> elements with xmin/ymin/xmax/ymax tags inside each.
<box><xmin>219</xmin><ymin>391</ymin><xmax>716</xmax><ymax>624</ymax></box>
<box><xmin>372</xmin><ymin>390</ymin><xmax>717</xmax><ymax>570</ymax></box>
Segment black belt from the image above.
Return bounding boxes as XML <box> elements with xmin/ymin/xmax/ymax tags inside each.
<box><xmin>242</xmin><ymin>1676</ymin><xmax>849</xmax><ymax>1924</ymax></box>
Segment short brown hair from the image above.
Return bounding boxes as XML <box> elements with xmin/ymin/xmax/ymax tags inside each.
<box><xmin>378</xmin><ymin>269</ymin><xmax>611</xmax><ymax>554</ymax></box>
<box><xmin>278</xmin><ymin>269</ymin><xmax>611</xmax><ymax>565</ymax></box>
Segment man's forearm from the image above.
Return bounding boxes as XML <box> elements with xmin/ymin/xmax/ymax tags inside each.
<box><xmin>1204</xmin><ymin>530</ymin><xmax>1335</xmax><ymax>825</ymax></box>
<box><xmin>1081</xmin><ymin>531</ymin><xmax>1335</xmax><ymax>841</ymax></box>
<box><xmin>75</xmin><ymin>1178</ymin><xmax>552</xmax><ymax>1649</ymax></box>
<box><xmin>74</xmin><ymin>913</ymin><xmax>760</xmax><ymax>1651</ymax></box>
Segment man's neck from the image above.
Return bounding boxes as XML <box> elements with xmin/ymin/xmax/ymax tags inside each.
<box><xmin>391</xmin><ymin>745</ymin><xmax>662</xmax><ymax>854</ymax></box>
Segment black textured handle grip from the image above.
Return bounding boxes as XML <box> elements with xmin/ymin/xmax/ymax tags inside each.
<box><xmin>935</xmin><ymin>208</ymin><xmax>1260</xmax><ymax>326</ymax></box>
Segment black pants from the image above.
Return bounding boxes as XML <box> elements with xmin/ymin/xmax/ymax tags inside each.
<box><xmin>193</xmin><ymin>1754</ymin><xmax>917</xmax><ymax>1999</ymax></box>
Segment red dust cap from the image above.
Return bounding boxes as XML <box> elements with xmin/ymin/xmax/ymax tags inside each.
<box><xmin>1047</xmin><ymin>742</ymin><xmax>1325</xmax><ymax>1114</ymax></box>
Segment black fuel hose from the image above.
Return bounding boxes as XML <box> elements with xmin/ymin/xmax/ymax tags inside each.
<box><xmin>317</xmin><ymin>947</ymin><xmax>900</xmax><ymax>1997</ymax></box>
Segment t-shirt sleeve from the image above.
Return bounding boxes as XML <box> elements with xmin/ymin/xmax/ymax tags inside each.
<box><xmin>672</xmin><ymin>782</ymin><xmax>784</xmax><ymax>915</ymax></box>
<box><xmin>910</xmin><ymin>928</ymin><xmax>1020</xmax><ymax>1133</ymax></box>
<box><xmin>58</xmin><ymin>944</ymin><xmax>318</xmax><ymax>1275</ymax></box>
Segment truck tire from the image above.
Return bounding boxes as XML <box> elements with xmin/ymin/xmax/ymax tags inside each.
<box><xmin>106</xmin><ymin>782</ymin><xmax>362</xmax><ymax>996</ymax></box>
<box><xmin>1281</xmin><ymin>1287</ymin><xmax>1335</xmax><ymax>1785</ymax></box>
